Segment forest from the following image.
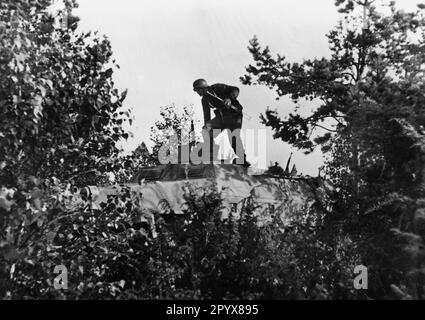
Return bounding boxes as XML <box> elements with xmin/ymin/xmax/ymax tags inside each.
<box><xmin>1</xmin><ymin>0</ymin><xmax>425</xmax><ymax>299</ymax></box>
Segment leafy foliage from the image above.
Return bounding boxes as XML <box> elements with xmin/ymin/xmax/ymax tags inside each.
<box><xmin>1</xmin><ymin>1</ymin><xmax>351</xmax><ymax>299</ymax></box>
<box><xmin>0</xmin><ymin>179</ymin><xmax>359</xmax><ymax>299</ymax></box>
<box><xmin>149</xmin><ymin>104</ymin><xmax>200</xmax><ymax>165</ymax></box>
<box><xmin>241</xmin><ymin>1</ymin><xmax>425</xmax><ymax>153</ymax></box>
<box><xmin>112</xmin><ymin>142</ymin><xmax>153</xmax><ymax>184</ymax></box>
<box><xmin>242</xmin><ymin>0</ymin><xmax>425</xmax><ymax>298</ymax></box>
<box><xmin>0</xmin><ymin>0</ymin><xmax>132</xmax><ymax>187</ymax></box>
<box><xmin>4</xmin><ymin>0</ymin><xmax>425</xmax><ymax>300</ymax></box>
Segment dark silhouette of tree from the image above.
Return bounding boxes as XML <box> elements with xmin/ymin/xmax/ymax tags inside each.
<box><xmin>242</xmin><ymin>0</ymin><xmax>425</xmax><ymax>298</ymax></box>
<box><xmin>0</xmin><ymin>0</ymin><xmax>131</xmax><ymax>187</ymax></box>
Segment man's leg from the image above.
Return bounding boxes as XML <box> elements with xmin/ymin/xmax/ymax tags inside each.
<box><xmin>225</xmin><ymin>128</ymin><xmax>243</xmax><ymax>163</ymax></box>
<box><xmin>225</xmin><ymin>116</ymin><xmax>249</xmax><ymax>166</ymax></box>
<box><xmin>203</xmin><ymin>117</ymin><xmax>223</xmax><ymax>163</ymax></box>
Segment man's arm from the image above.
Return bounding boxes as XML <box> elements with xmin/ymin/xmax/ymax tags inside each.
<box><xmin>210</xmin><ymin>84</ymin><xmax>243</xmax><ymax>111</ymax></box>
<box><xmin>226</xmin><ymin>85</ymin><xmax>240</xmax><ymax>100</ymax></box>
<box><xmin>202</xmin><ymin>98</ymin><xmax>211</xmax><ymax>124</ymax></box>
<box><xmin>224</xmin><ymin>85</ymin><xmax>242</xmax><ymax>112</ymax></box>
<box><xmin>210</xmin><ymin>83</ymin><xmax>239</xmax><ymax>99</ymax></box>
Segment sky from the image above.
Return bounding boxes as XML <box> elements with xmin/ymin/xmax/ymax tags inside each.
<box><xmin>73</xmin><ymin>0</ymin><xmax>421</xmax><ymax>175</ymax></box>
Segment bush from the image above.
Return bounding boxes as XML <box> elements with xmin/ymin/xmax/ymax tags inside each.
<box><xmin>1</xmin><ymin>179</ymin><xmax>359</xmax><ymax>299</ymax></box>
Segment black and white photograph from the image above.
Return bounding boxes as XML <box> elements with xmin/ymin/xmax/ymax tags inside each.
<box><xmin>1</xmin><ymin>0</ymin><xmax>425</xmax><ymax>304</ymax></box>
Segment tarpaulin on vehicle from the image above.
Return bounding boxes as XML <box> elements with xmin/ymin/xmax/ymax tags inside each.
<box><xmin>85</xmin><ymin>165</ymin><xmax>333</xmax><ymax>223</ymax></box>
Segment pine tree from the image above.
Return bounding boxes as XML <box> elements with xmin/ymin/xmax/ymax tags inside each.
<box><xmin>242</xmin><ymin>1</ymin><xmax>425</xmax><ymax>298</ymax></box>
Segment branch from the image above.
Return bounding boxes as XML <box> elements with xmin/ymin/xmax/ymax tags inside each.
<box><xmin>305</xmin><ymin>115</ymin><xmax>349</xmax><ymax>123</ymax></box>
<box><xmin>314</xmin><ymin>124</ymin><xmax>338</xmax><ymax>132</ymax></box>
<box><xmin>341</xmin><ymin>72</ymin><xmax>357</xmax><ymax>83</ymax></box>
<box><xmin>308</xmin><ymin>125</ymin><xmax>317</xmax><ymax>139</ymax></box>
<box><xmin>333</xmin><ymin>116</ymin><xmax>344</xmax><ymax>126</ymax></box>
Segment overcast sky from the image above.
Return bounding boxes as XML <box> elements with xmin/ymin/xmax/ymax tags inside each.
<box><xmin>74</xmin><ymin>0</ymin><xmax>420</xmax><ymax>175</ymax></box>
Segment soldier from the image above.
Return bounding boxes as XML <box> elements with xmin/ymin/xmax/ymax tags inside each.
<box><xmin>193</xmin><ymin>79</ymin><xmax>250</xmax><ymax>166</ymax></box>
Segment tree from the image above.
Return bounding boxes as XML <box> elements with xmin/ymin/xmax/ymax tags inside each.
<box><xmin>0</xmin><ymin>0</ymin><xmax>131</xmax><ymax>187</ymax></box>
<box><xmin>150</xmin><ymin>104</ymin><xmax>200</xmax><ymax>165</ymax></box>
<box><xmin>242</xmin><ymin>0</ymin><xmax>425</xmax><ymax>298</ymax></box>
<box><xmin>113</xmin><ymin>142</ymin><xmax>154</xmax><ymax>184</ymax></box>
<box><xmin>241</xmin><ymin>0</ymin><xmax>425</xmax><ymax>154</ymax></box>
<box><xmin>0</xmin><ymin>0</ymin><xmax>132</xmax><ymax>298</ymax></box>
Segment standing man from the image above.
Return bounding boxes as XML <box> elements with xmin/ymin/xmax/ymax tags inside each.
<box><xmin>193</xmin><ymin>78</ymin><xmax>249</xmax><ymax>166</ymax></box>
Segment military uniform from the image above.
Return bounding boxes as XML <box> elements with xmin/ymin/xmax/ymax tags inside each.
<box><xmin>201</xmin><ymin>83</ymin><xmax>247</xmax><ymax>164</ymax></box>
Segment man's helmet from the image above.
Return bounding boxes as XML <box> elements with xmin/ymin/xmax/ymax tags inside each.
<box><xmin>193</xmin><ymin>79</ymin><xmax>208</xmax><ymax>91</ymax></box>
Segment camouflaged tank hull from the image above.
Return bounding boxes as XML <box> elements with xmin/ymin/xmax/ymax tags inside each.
<box><xmin>81</xmin><ymin>164</ymin><xmax>334</xmax><ymax>224</ymax></box>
